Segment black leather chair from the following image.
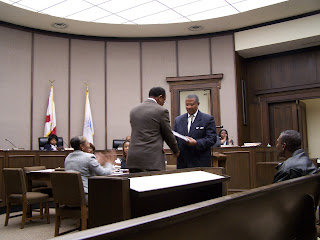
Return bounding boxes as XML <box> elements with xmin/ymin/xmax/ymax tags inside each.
<box><xmin>112</xmin><ymin>139</ymin><xmax>125</xmax><ymax>149</ymax></box>
<box><xmin>38</xmin><ymin>137</ymin><xmax>63</xmax><ymax>150</ymax></box>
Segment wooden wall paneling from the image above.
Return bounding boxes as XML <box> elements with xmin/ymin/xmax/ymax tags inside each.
<box><xmin>0</xmin><ymin>153</ymin><xmax>5</xmax><ymax>206</ymax></box>
<box><xmin>297</xmin><ymin>101</ymin><xmax>308</xmax><ymax>150</ymax></box>
<box><xmin>224</xmin><ymin>151</ymin><xmax>250</xmax><ymax>192</ymax></box>
<box><xmin>7</xmin><ymin>155</ymin><xmax>36</xmax><ymax>168</ymax></box>
<box><xmin>39</xmin><ymin>155</ymin><xmax>66</xmax><ymax>169</ymax></box>
<box><xmin>248</xmin><ymin>47</ymin><xmax>320</xmax><ymax>95</ymax></box>
<box><xmin>247</xmin><ymin>59</ymin><xmax>271</xmax><ymax>92</ymax></box>
<box><xmin>235</xmin><ymin>53</ymin><xmax>250</xmax><ymax>145</ymax></box>
<box><xmin>260</xmin><ymin>101</ymin><xmax>269</xmax><ymax>145</ymax></box>
<box><xmin>248</xmin><ymin>103</ymin><xmax>262</xmax><ymax>143</ymax></box>
<box><xmin>269</xmin><ymin>101</ymin><xmax>297</xmax><ymax>146</ymax></box>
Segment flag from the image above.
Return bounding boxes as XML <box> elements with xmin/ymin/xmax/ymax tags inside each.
<box><xmin>44</xmin><ymin>85</ymin><xmax>56</xmax><ymax>137</ymax></box>
<box><xmin>83</xmin><ymin>89</ymin><xmax>94</xmax><ymax>144</ymax></box>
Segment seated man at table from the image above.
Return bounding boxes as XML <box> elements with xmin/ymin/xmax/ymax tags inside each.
<box><xmin>273</xmin><ymin>130</ymin><xmax>317</xmax><ymax>183</ymax></box>
<box><xmin>65</xmin><ymin>136</ymin><xmax>113</xmax><ymax>204</ymax></box>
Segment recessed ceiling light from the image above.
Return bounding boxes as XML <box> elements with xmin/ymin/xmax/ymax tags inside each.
<box><xmin>188</xmin><ymin>25</ymin><xmax>203</xmax><ymax>31</ymax></box>
<box><xmin>51</xmin><ymin>22</ymin><xmax>68</xmax><ymax>29</ymax></box>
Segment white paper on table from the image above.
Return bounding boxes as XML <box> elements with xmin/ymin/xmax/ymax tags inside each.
<box><xmin>30</xmin><ymin>169</ymin><xmax>55</xmax><ymax>173</ymax></box>
<box><xmin>172</xmin><ymin>130</ymin><xmax>189</xmax><ymax>142</ymax></box>
<box><xmin>129</xmin><ymin>171</ymin><xmax>224</xmax><ymax>192</ymax></box>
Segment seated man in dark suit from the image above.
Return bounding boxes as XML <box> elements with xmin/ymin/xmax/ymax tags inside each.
<box><xmin>273</xmin><ymin>130</ymin><xmax>317</xmax><ymax>183</ymax></box>
<box><xmin>44</xmin><ymin>134</ymin><xmax>63</xmax><ymax>151</ymax></box>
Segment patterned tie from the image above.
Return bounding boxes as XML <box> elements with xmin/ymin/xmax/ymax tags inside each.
<box><xmin>188</xmin><ymin>114</ymin><xmax>194</xmax><ymax>133</ymax></box>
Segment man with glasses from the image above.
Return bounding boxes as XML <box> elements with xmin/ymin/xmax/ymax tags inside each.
<box><xmin>127</xmin><ymin>87</ymin><xmax>179</xmax><ymax>173</ymax></box>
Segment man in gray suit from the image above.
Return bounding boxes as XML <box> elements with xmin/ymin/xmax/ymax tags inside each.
<box><xmin>127</xmin><ymin>87</ymin><xmax>179</xmax><ymax>172</ymax></box>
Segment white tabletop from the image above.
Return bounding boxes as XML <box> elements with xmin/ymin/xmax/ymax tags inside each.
<box><xmin>129</xmin><ymin>171</ymin><xmax>224</xmax><ymax>192</ymax></box>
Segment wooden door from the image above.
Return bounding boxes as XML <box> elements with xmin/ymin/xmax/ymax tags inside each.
<box><xmin>268</xmin><ymin>101</ymin><xmax>308</xmax><ymax>149</ymax></box>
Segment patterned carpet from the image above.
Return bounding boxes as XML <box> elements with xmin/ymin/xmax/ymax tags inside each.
<box><xmin>0</xmin><ymin>208</ymin><xmax>78</xmax><ymax>240</ymax></box>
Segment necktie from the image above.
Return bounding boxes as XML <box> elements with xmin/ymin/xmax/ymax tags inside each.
<box><xmin>188</xmin><ymin>115</ymin><xmax>194</xmax><ymax>133</ymax></box>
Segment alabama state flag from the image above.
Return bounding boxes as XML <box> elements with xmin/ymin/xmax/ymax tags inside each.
<box><xmin>83</xmin><ymin>89</ymin><xmax>94</xmax><ymax>144</ymax></box>
<box><xmin>44</xmin><ymin>85</ymin><xmax>56</xmax><ymax>137</ymax></box>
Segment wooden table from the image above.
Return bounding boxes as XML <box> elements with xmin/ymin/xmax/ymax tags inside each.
<box><xmin>88</xmin><ymin>167</ymin><xmax>229</xmax><ymax>228</ymax></box>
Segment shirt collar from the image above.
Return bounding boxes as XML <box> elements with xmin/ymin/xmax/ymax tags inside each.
<box><xmin>147</xmin><ymin>97</ymin><xmax>157</xmax><ymax>103</ymax></box>
<box><xmin>188</xmin><ymin>110</ymin><xmax>198</xmax><ymax>118</ymax></box>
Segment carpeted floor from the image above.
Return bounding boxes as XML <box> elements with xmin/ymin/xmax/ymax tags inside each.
<box><xmin>0</xmin><ymin>208</ymin><xmax>78</xmax><ymax>240</ymax></box>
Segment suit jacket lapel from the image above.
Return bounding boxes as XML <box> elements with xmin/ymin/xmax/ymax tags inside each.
<box><xmin>182</xmin><ymin>114</ymin><xmax>189</xmax><ymax>135</ymax></box>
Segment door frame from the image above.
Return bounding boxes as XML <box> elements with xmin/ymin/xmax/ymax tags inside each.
<box><xmin>166</xmin><ymin>74</ymin><xmax>223</xmax><ymax>127</ymax></box>
<box><xmin>259</xmin><ymin>88</ymin><xmax>320</xmax><ymax>145</ymax></box>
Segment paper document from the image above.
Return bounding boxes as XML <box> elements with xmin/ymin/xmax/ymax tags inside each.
<box><xmin>30</xmin><ymin>169</ymin><xmax>55</xmax><ymax>173</ymax></box>
<box><xmin>172</xmin><ymin>131</ymin><xmax>189</xmax><ymax>142</ymax></box>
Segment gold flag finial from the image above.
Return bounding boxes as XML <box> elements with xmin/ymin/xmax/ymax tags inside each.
<box><xmin>84</xmin><ymin>83</ymin><xmax>89</xmax><ymax>91</ymax></box>
<box><xmin>49</xmin><ymin>80</ymin><xmax>55</xmax><ymax>86</ymax></box>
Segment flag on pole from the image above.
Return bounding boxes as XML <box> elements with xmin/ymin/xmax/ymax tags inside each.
<box><xmin>83</xmin><ymin>88</ymin><xmax>94</xmax><ymax>144</ymax></box>
<box><xmin>44</xmin><ymin>85</ymin><xmax>56</xmax><ymax>137</ymax></box>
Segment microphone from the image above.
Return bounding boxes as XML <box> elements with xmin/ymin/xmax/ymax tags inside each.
<box><xmin>5</xmin><ymin>138</ymin><xmax>17</xmax><ymax>148</ymax></box>
<box><xmin>216</xmin><ymin>125</ymin><xmax>223</xmax><ymax>128</ymax></box>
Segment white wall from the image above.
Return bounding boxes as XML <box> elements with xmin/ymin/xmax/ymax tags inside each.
<box><xmin>0</xmin><ymin>26</ymin><xmax>32</xmax><ymax>150</ymax></box>
<box><xmin>0</xmin><ymin>25</ymin><xmax>237</xmax><ymax>150</ymax></box>
<box><xmin>301</xmin><ymin>98</ymin><xmax>320</xmax><ymax>158</ymax></box>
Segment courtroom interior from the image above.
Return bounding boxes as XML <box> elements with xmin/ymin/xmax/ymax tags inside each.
<box><xmin>1</xmin><ymin>0</ymin><xmax>320</xmax><ymax>239</ymax></box>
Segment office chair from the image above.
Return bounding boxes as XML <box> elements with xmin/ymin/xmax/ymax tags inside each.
<box><xmin>112</xmin><ymin>139</ymin><xmax>125</xmax><ymax>149</ymax></box>
<box><xmin>38</xmin><ymin>137</ymin><xmax>63</xmax><ymax>150</ymax></box>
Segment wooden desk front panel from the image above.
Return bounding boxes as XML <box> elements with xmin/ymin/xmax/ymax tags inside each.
<box><xmin>224</xmin><ymin>151</ymin><xmax>251</xmax><ymax>192</ymax></box>
<box><xmin>39</xmin><ymin>155</ymin><xmax>66</xmax><ymax>169</ymax></box>
<box><xmin>0</xmin><ymin>153</ymin><xmax>4</xmax><ymax>204</ymax></box>
<box><xmin>7</xmin><ymin>155</ymin><xmax>36</xmax><ymax>168</ymax></box>
<box><xmin>255</xmin><ymin>162</ymin><xmax>280</xmax><ymax>187</ymax></box>
<box><xmin>88</xmin><ymin>168</ymin><xmax>229</xmax><ymax>229</ymax></box>
<box><xmin>130</xmin><ymin>182</ymin><xmax>223</xmax><ymax>218</ymax></box>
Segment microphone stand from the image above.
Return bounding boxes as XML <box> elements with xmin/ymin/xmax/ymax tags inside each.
<box><xmin>5</xmin><ymin>138</ymin><xmax>23</xmax><ymax>150</ymax></box>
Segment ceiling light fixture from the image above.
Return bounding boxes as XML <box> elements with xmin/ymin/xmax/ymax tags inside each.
<box><xmin>51</xmin><ymin>22</ymin><xmax>68</xmax><ymax>29</ymax></box>
<box><xmin>188</xmin><ymin>25</ymin><xmax>203</xmax><ymax>31</ymax></box>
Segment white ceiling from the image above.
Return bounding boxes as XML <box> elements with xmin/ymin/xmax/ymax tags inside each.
<box><xmin>0</xmin><ymin>0</ymin><xmax>288</xmax><ymax>25</ymax></box>
<box><xmin>0</xmin><ymin>0</ymin><xmax>320</xmax><ymax>58</ymax></box>
<box><xmin>0</xmin><ymin>0</ymin><xmax>319</xmax><ymax>38</ymax></box>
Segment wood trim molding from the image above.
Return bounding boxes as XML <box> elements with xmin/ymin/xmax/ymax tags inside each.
<box><xmin>166</xmin><ymin>74</ymin><xmax>223</xmax><ymax>82</ymax></box>
<box><xmin>255</xmin><ymin>83</ymin><xmax>320</xmax><ymax>96</ymax></box>
<box><xmin>259</xmin><ymin>87</ymin><xmax>320</xmax><ymax>103</ymax></box>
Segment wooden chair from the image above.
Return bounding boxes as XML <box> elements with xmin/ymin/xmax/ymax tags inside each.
<box><xmin>3</xmin><ymin>168</ymin><xmax>50</xmax><ymax>229</ymax></box>
<box><xmin>50</xmin><ymin>171</ymin><xmax>87</xmax><ymax>236</ymax></box>
<box><xmin>23</xmin><ymin>166</ymin><xmax>52</xmax><ymax>195</ymax></box>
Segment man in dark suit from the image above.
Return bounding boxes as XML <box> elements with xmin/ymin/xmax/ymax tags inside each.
<box><xmin>127</xmin><ymin>87</ymin><xmax>179</xmax><ymax>172</ymax></box>
<box><xmin>174</xmin><ymin>94</ymin><xmax>217</xmax><ymax>169</ymax></box>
